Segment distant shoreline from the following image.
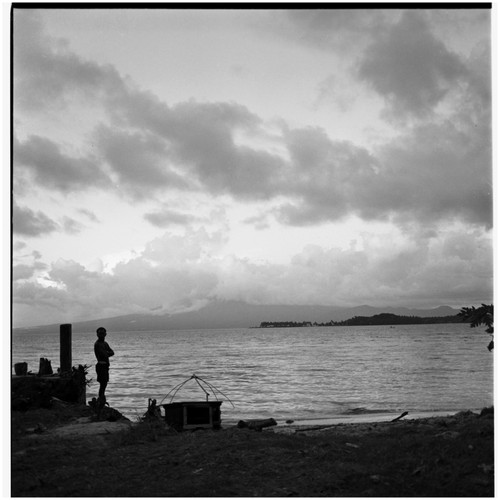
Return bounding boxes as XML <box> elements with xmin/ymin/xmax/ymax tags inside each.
<box><xmin>257</xmin><ymin>313</ymin><xmax>463</xmax><ymax>328</ymax></box>
<box><xmin>12</xmin><ymin>301</ymin><xmax>463</xmax><ymax>333</ymax></box>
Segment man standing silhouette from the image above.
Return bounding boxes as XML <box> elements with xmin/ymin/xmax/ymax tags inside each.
<box><xmin>94</xmin><ymin>327</ymin><xmax>114</xmax><ymax>408</ymax></box>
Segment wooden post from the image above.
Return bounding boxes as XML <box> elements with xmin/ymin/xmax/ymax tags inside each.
<box><xmin>60</xmin><ymin>324</ymin><xmax>72</xmax><ymax>374</ymax></box>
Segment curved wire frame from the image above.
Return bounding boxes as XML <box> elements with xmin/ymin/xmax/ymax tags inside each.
<box><xmin>160</xmin><ymin>374</ymin><xmax>235</xmax><ymax>408</ymax></box>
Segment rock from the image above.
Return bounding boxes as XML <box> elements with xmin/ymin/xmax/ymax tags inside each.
<box><xmin>237</xmin><ymin>418</ymin><xmax>277</xmax><ymax>431</ymax></box>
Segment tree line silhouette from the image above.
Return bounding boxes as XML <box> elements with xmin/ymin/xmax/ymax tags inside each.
<box><xmin>259</xmin><ymin>313</ymin><xmax>462</xmax><ymax>328</ymax></box>
<box><xmin>258</xmin><ymin>304</ymin><xmax>494</xmax><ymax>351</ymax></box>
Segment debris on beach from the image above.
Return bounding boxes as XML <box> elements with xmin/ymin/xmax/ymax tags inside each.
<box><xmin>237</xmin><ymin>418</ymin><xmax>278</xmax><ymax>431</ymax></box>
<box><xmin>12</xmin><ymin>363</ymin><xmax>89</xmax><ymax>410</ymax></box>
<box><xmin>391</xmin><ymin>411</ymin><xmax>409</xmax><ymax>422</ymax></box>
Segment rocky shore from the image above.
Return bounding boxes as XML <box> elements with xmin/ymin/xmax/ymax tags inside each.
<box><xmin>11</xmin><ymin>404</ymin><xmax>494</xmax><ymax>497</ymax></box>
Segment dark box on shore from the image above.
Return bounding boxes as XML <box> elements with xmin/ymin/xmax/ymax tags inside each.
<box><xmin>162</xmin><ymin>401</ymin><xmax>222</xmax><ymax>431</ymax></box>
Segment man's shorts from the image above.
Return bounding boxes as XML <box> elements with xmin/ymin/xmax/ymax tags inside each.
<box><xmin>95</xmin><ymin>363</ymin><xmax>109</xmax><ymax>383</ymax></box>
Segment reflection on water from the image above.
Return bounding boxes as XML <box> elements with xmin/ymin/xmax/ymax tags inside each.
<box><xmin>12</xmin><ymin>324</ymin><xmax>493</xmax><ymax>422</ymax></box>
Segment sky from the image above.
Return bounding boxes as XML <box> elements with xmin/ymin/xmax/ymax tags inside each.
<box><xmin>11</xmin><ymin>6</ymin><xmax>493</xmax><ymax>329</ymax></box>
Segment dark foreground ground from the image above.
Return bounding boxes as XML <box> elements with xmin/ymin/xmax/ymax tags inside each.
<box><xmin>11</xmin><ymin>405</ymin><xmax>494</xmax><ymax>497</ymax></box>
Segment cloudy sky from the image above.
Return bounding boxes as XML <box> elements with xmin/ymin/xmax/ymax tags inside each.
<box><xmin>12</xmin><ymin>6</ymin><xmax>493</xmax><ymax>328</ymax></box>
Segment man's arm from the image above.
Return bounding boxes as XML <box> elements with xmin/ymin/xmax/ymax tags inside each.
<box><xmin>95</xmin><ymin>342</ymin><xmax>113</xmax><ymax>362</ymax></box>
<box><xmin>106</xmin><ymin>343</ymin><xmax>114</xmax><ymax>357</ymax></box>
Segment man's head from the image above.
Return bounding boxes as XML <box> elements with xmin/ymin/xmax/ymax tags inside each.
<box><xmin>96</xmin><ymin>327</ymin><xmax>107</xmax><ymax>338</ymax></box>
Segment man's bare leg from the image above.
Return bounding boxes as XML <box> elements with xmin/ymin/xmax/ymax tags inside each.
<box><xmin>98</xmin><ymin>381</ymin><xmax>107</xmax><ymax>409</ymax></box>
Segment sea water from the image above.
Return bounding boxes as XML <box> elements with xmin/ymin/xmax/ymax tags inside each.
<box><xmin>12</xmin><ymin>324</ymin><xmax>493</xmax><ymax>423</ymax></box>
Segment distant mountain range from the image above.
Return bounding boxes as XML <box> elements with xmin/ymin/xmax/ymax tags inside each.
<box><xmin>13</xmin><ymin>300</ymin><xmax>462</xmax><ymax>334</ymax></box>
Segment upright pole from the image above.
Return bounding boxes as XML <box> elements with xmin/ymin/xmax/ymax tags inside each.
<box><xmin>60</xmin><ymin>324</ymin><xmax>72</xmax><ymax>374</ymax></box>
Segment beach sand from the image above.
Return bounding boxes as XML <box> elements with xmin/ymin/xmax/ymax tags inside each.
<box><xmin>11</xmin><ymin>404</ymin><xmax>493</xmax><ymax>497</ymax></box>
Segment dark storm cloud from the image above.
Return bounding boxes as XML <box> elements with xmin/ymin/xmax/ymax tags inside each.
<box><xmin>269</xmin><ymin>9</ymin><xmax>491</xmax><ymax>229</ymax></box>
<box><xmin>15</xmin><ymin>135</ymin><xmax>110</xmax><ymax>192</ymax></box>
<box><xmin>112</xmin><ymin>95</ymin><xmax>285</xmax><ymax>200</ymax></box>
<box><xmin>357</xmin><ymin>11</ymin><xmax>468</xmax><ymax>119</ymax></box>
<box><xmin>373</xmin><ymin>122</ymin><xmax>492</xmax><ymax>228</ymax></box>
<box><xmin>14</xmin><ymin>9</ymin><xmax>491</xmax><ymax>230</ymax></box>
<box><xmin>286</xmin><ymin>10</ymin><xmax>474</xmax><ymax>121</ymax></box>
<box><xmin>14</xmin><ymin>10</ymin><xmax>125</xmax><ymax>111</ymax></box>
<box><xmin>165</xmin><ymin>101</ymin><xmax>284</xmax><ymax>200</ymax></box>
<box><xmin>274</xmin><ymin>126</ymin><xmax>380</xmax><ymax>225</ymax></box>
<box><xmin>275</xmin><ymin>118</ymin><xmax>492</xmax><ymax>229</ymax></box>
<box><xmin>14</xmin><ymin>10</ymin><xmax>284</xmax><ymax>201</ymax></box>
<box><xmin>13</xmin><ymin>202</ymin><xmax>59</xmax><ymax>237</ymax></box>
<box><xmin>94</xmin><ymin>126</ymin><xmax>191</xmax><ymax>200</ymax></box>
<box><xmin>13</xmin><ymin>202</ymin><xmax>85</xmax><ymax>237</ymax></box>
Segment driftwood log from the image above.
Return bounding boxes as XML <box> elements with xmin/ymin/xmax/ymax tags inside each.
<box><xmin>391</xmin><ymin>411</ymin><xmax>409</xmax><ymax>422</ymax></box>
<box><xmin>237</xmin><ymin>418</ymin><xmax>277</xmax><ymax>431</ymax></box>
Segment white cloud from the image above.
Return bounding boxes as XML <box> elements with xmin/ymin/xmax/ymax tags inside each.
<box><xmin>13</xmin><ymin>222</ymin><xmax>492</xmax><ymax>327</ymax></box>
